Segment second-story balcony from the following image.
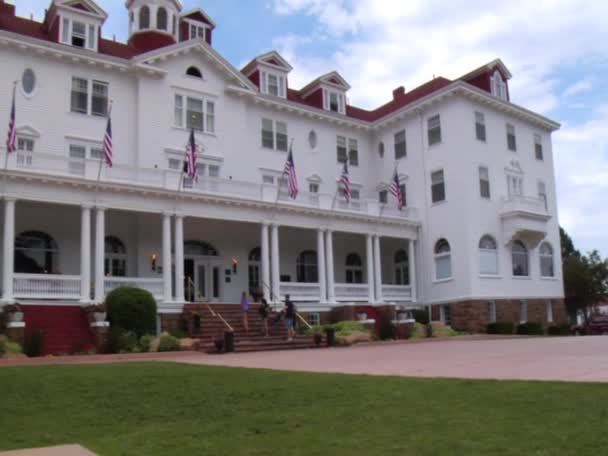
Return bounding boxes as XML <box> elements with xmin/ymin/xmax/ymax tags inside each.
<box><xmin>500</xmin><ymin>195</ymin><xmax>551</xmax><ymax>247</ymax></box>
<box><xmin>4</xmin><ymin>151</ymin><xmax>420</xmax><ymax>223</ymax></box>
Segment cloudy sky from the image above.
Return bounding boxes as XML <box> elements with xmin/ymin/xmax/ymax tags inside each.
<box><xmin>15</xmin><ymin>0</ymin><xmax>608</xmax><ymax>256</ymax></box>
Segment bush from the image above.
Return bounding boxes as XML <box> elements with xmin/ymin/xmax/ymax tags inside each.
<box><xmin>330</xmin><ymin>321</ymin><xmax>368</xmax><ymax>337</ymax></box>
<box><xmin>0</xmin><ymin>335</ymin><xmax>7</xmax><ymax>356</ymax></box>
<box><xmin>105</xmin><ymin>287</ymin><xmax>157</xmax><ymax>337</ymax></box>
<box><xmin>169</xmin><ymin>329</ymin><xmax>188</xmax><ymax>340</ymax></box>
<box><xmin>138</xmin><ymin>335</ymin><xmax>153</xmax><ymax>353</ymax></box>
<box><xmin>487</xmin><ymin>321</ymin><xmax>514</xmax><ymax>335</ymax></box>
<box><xmin>24</xmin><ymin>330</ymin><xmax>45</xmax><ymax>357</ymax></box>
<box><xmin>412</xmin><ymin>309</ymin><xmax>430</xmax><ymax>325</ymax></box>
<box><xmin>548</xmin><ymin>324</ymin><xmax>571</xmax><ymax>336</ymax></box>
<box><xmin>429</xmin><ymin>322</ymin><xmax>459</xmax><ymax>337</ymax></box>
<box><xmin>517</xmin><ymin>322</ymin><xmax>544</xmax><ymax>335</ymax></box>
<box><xmin>105</xmin><ymin>328</ymin><xmax>139</xmax><ymax>354</ymax></box>
<box><xmin>158</xmin><ymin>334</ymin><xmax>180</xmax><ymax>352</ymax></box>
<box><xmin>410</xmin><ymin>322</ymin><xmax>427</xmax><ymax>339</ymax></box>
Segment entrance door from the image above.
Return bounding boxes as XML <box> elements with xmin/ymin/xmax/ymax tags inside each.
<box><xmin>185</xmin><ymin>258</ymin><xmax>222</xmax><ymax>302</ymax></box>
<box><xmin>195</xmin><ymin>262</ymin><xmax>208</xmax><ymax>301</ymax></box>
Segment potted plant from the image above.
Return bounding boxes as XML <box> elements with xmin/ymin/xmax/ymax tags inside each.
<box><xmin>324</xmin><ymin>325</ymin><xmax>336</xmax><ymax>347</ymax></box>
<box><xmin>192</xmin><ymin>311</ymin><xmax>201</xmax><ymax>333</ymax></box>
<box><xmin>313</xmin><ymin>331</ymin><xmax>323</xmax><ymax>347</ymax></box>
<box><xmin>91</xmin><ymin>304</ymin><xmax>107</xmax><ymax>322</ymax></box>
<box><xmin>4</xmin><ymin>304</ymin><xmax>23</xmax><ymax>323</ymax></box>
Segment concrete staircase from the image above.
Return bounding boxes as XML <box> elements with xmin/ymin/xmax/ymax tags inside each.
<box><xmin>183</xmin><ymin>303</ymin><xmax>321</xmax><ymax>353</ymax></box>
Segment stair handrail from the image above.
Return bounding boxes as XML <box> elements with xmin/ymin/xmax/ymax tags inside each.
<box><xmin>261</xmin><ymin>280</ymin><xmax>276</xmax><ymax>303</ymax></box>
<box><xmin>205</xmin><ymin>303</ymin><xmax>234</xmax><ymax>333</ymax></box>
<box><xmin>186</xmin><ymin>276</ymin><xmax>195</xmax><ymax>302</ymax></box>
<box><xmin>295</xmin><ymin>311</ymin><xmax>313</xmax><ymax>330</ymax></box>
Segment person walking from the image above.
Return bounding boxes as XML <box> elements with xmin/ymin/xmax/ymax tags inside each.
<box><xmin>284</xmin><ymin>294</ymin><xmax>296</xmax><ymax>342</ymax></box>
<box><xmin>258</xmin><ymin>298</ymin><xmax>270</xmax><ymax>337</ymax></box>
<box><xmin>241</xmin><ymin>291</ymin><xmax>250</xmax><ymax>335</ymax></box>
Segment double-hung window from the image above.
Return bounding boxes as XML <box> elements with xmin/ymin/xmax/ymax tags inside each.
<box><xmin>174</xmin><ymin>94</ymin><xmax>215</xmax><ymax>133</ymax></box>
<box><xmin>261</xmin><ymin>72</ymin><xmax>286</xmax><ymax>98</ymax></box>
<box><xmin>475</xmin><ymin>112</ymin><xmax>486</xmax><ymax>141</ymax></box>
<box><xmin>479</xmin><ymin>166</ymin><xmax>490</xmax><ymax>198</ymax></box>
<box><xmin>16</xmin><ymin>138</ymin><xmax>34</xmax><ymax>168</ymax></box>
<box><xmin>379</xmin><ymin>190</ymin><xmax>388</xmax><ymax>204</ymax></box>
<box><xmin>69</xmin><ymin>144</ymin><xmax>86</xmax><ymax>175</ymax></box>
<box><xmin>538</xmin><ymin>181</ymin><xmax>548</xmax><ymax>210</ymax></box>
<box><xmin>534</xmin><ymin>134</ymin><xmax>543</xmax><ymax>160</ymax></box>
<box><xmin>71</xmin><ymin>78</ymin><xmax>108</xmax><ymax>117</ymax></box>
<box><xmin>348</xmin><ymin>139</ymin><xmax>358</xmax><ymax>166</ymax></box>
<box><xmin>91</xmin><ymin>81</ymin><xmax>108</xmax><ymax>117</ymax></box>
<box><xmin>394</xmin><ymin>130</ymin><xmax>406</xmax><ymax>159</ymax></box>
<box><xmin>336</xmin><ymin>136</ymin><xmax>358</xmax><ymax>165</ymax></box>
<box><xmin>261</xmin><ymin>119</ymin><xmax>288</xmax><ymax>151</ymax></box>
<box><xmin>428</xmin><ymin>115</ymin><xmax>442</xmax><ymax>145</ymax></box>
<box><xmin>431</xmin><ymin>170</ymin><xmax>446</xmax><ymax>203</ymax></box>
<box><xmin>189</xmin><ymin>24</ymin><xmax>206</xmax><ymax>40</ymax></box>
<box><xmin>60</xmin><ymin>17</ymin><xmax>97</xmax><ymax>50</ymax></box>
<box><xmin>71</xmin><ymin>77</ymin><xmax>88</xmax><ymax>114</ymax></box>
<box><xmin>336</xmin><ymin>136</ymin><xmax>347</xmax><ymax>163</ymax></box>
<box><xmin>507</xmin><ymin>124</ymin><xmax>517</xmax><ymax>151</ymax></box>
<box><xmin>323</xmin><ymin>89</ymin><xmax>345</xmax><ymax>114</ymax></box>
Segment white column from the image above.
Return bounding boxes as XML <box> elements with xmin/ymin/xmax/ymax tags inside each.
<box><xmin>94</xmin><ymin>207</ymin><xmax>105</xmax><ymax>303</ymax></box>
<box><xmin>366</xmin><ymin>233</ymin><xmax>375</xmax><ymax>303</ymax></box>
<box><xmin>1</xmin><ymin>198</ymin><xmax>16</xmax><ymax>303</ymax></box>
<box><xmin>408</xmin><ymin>239</ymin><xmax>417</xmax><ymax>303</ymax></box>
<box><xmin>261</xmin><ymin>223</ymin><xmax>270</xmax><ymax>302</ymax></box>
<box><xmin>270</xmin><ymin>223</ymin><xmax>280</xmax><ymax>303</ymax></box>
<box><xmin>325</xmin><ymin>230</ymin><xmax>335</xmax><ymax>303</ymax></box>
<box><xmin>317</xmin><ymin>229</ymin><xmax>327</xmax><ymax>303</ymax></box>
<box><xmin>162</xmin><ymin>211</ymin><xmax>172</xmax><ymax>303</ymax></box>
<box><xmin>79</xmin><ymin>204</ymin><xmax>91</xmax><ymax>303</ymax></box>
<box><xmin>373</xmin><ymin>235</ymin><xmax>383</xmax><ymax>303</ymax></box>
<box><xmin>174</xmin><ymin>214</ymin><xmax>185</xmax><ymax>303</ymax></box>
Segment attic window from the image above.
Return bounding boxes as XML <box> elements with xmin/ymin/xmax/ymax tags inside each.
<box><xmin>491</xmin><ymin>70</ymin><xmax>507</xmax><ymax>101</ymax></box>
<box><xmin>323</xmin><ymin>89</ymin><xmax>345</xmax><ymax>114</ymax></box>
<box><xmin>189</xmin><ymin>24</ymin><xmax>206</xmax><ymax>40</ymax></box>
<box><xmin>186</xmin><ymin>66</ymin><xmax>203</xmax><ymax>78</ymax></box>
<box><xmin>261</xmin><ymin>72</ymin><xmax>286</xmax><ymax>98</ymax></box>
<box><xmin>60</xmin><ymin>17</ymin><xmax>97</xmax><ymax>51</ymax></box>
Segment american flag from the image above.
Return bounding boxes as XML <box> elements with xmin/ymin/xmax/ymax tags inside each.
<box><xmin>185</xmin><ymin>129</ymin><xmax>198</xmax><ymax>181</ymax></box>
<box><xmin>340</xmin><ymin>161</ymin><xmax>351</xmax><ymax>203</ymax></box>
<box><xmin>103</xmin><ymin>116</ymin><xmax>113</xmax><ymax>167</ymax></box>
<box><xmin>6</xmin><ymin>84</ymin><xmax>16</xmax><ymax>153</ymax></box>
<box><xmin>390</xmin><ymin>168</ymin><xmax>404</xmax><ymax>210</ymax></box>
<box><xmin>284</xmin><ymin>146</ymin><xmax>298</xmax><ymax>199</ymax></box>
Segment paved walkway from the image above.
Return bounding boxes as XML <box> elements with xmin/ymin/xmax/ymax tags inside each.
<box><xmin>0</xmin><ymin>445</ymin><xmax>97</xmax><ymax>456</ymax></box>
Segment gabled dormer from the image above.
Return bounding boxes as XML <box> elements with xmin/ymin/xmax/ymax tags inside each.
<box><xmin>300</xmin><ymin>72</ymin><xmax>351</xmax><ymax>115</ymax></box>
<box><xmin>241</xmin><ymin>51</ymin><xmax>292</xmax><ymax>99</ymax></box>
<box><xmin>459</xmin><ymin>59</ymin><xmax>512</xmax><ymax>102</ymax></box>
<box><xmin>47</xmin><ymin>0</ymin><xmax>108</xmax><ymax>52</ymax></box>
<box><xmin>179</xmin><ymin>8</ymin><xmax>216</xmax><ymax>46</ymax></box>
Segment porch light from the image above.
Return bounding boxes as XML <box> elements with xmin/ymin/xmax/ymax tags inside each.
<box><xmin>151</xmin><ymin>253</ymin><xmax>158</xmax><ymax>272</ymax></box>
<box><xmin>231</xmin><ymin>257</ymin><xmax>239</xmax><ymax>274</ymax></box>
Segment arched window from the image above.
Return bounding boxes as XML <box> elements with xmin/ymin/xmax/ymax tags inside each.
<box><xmin>105</xmin><ymin>236</ymin><xmax>127</xmax><ymax>277</ymax></box>
<box><xmin>479</xmin><ymin>235</ymin><xmax>498</xmax><ymax>275</ymax></box>
<box><xmin>539</xmin><ymin>242</ymin><xmax>554</xmax><ymax>277</ymax></box>
<box><xmin>15</xmin><ymin>231</ymin><xmax>58</xmax><ymax>274</ymax></box>
<box><xmin>139</xmin><ymin>6</ymin><xmax>150</xmax><ymax>29</ymax></box>
<box><xmin>184</xmin><ymin>241</ymin><xmax>218</xmax><ymax>256</ymax></box>
<box><xmin>434</xmin><ymin>238</ymin><xmax>451</xmax><ymax>280</ymax></box>
<box><xmin>345</xmin><ymin>253</ymin><xmax>363</xmax><ymax>284</ymax></box>
<box><xmin>157</xmin><ymin>7</ymin><xmax>168</xmax><ymax>31</ymax></box>
<box><xmin>248</xmin><ymin>247</ymin><xmax>261</xmax><ymax>294</ymax></box>
<box><xmin>511</xmin><ymin>240</ymin><xmax>529</xmax><ymax>276</ymax></box>
<box><xmin>186</xmin><ymin>66</ymin><xmax>203</xmax><ymax>78</ymax></box>
<box><xmin>394</xmin><ymin>249</ymin><xmax>409</xmax><ymax>285</ymax></box>
<box><xmin>297</xmin><ymin>250</ymin><xmax>318</xmax><ymax>283</ymax></box>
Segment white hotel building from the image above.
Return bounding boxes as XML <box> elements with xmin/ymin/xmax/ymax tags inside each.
<box><xmin>0</xmin><ymin>0</ymin><xmax>566</xmax><ymax>332</ymax></box>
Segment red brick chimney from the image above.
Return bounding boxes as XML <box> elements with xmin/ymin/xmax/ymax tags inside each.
<box><xmin>393</xmin><ymin>86</ymin><xmax>406</xmax><ymax>99</ymax></box>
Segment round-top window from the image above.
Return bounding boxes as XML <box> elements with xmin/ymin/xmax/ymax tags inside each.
<box><xmin>22</xmin><ymin>69</ymin><xmax>36</xmax><ymax>95</ymax></box>
<box><xmin>308</xmin><ymin>130</ymin><xmax>318</xmax><ymax>149</ymax></box>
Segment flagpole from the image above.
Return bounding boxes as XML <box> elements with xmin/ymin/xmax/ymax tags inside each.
<box><xmin>94</xmin><ymin>99</ymin><xmax>113</xmax><ymax>204</ymax></box>
<box><xmin>273</xmin><ymin>137</ymin><xmax>295</xmax><ymax>212</ymax></box>
<box><xmin>2</xmin><ymin>80</ymin><xmax>18</xmax><ymax>198</ymax></box>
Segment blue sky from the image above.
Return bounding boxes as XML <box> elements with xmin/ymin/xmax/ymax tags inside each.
<box><xmin>13</xmin><ymin>0</ymin><xmax>608</xmax><ymax>256</ymax></box>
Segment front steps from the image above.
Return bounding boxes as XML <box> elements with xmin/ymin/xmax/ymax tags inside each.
<box><xmin>183</xmin><ymin>303</ymin><xmax>321</xmax><ymax>353</ymax></box>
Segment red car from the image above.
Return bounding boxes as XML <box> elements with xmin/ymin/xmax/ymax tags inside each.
<box><xmin>572</xmin><ymin>315</ymin><xmax>608</xmax><ymax>335</ymax></box>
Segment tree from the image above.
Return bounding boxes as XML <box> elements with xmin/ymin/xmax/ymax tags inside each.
<box><xmin>560</xmin><ymin>226</ymin><xmax>579</xmax><ymax>260</ymax></box>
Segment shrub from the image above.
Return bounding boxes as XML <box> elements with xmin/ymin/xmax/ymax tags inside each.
<box><xmin>517</xmin><ymin>322</ymin><xmax>544</xmax><ymax>335</ymax></box>
<box><xmin>429</xmin><ymin>322</ymin><xmax>458</xmax><ymax>337</ymax></box>
<box><xmin>331</xmin><ymin>321</ymin><xmax>368</xmax><ymax>337</ymax></box>
<box><xmin>487</xmin><ymin>321</ymin><xmax>514</xmax><ymax>335</ymax></box>
<box><xmin>105</xmin><ymin>287</ymin><xmax>157</xmax><ymax>337</ymax></box>
<box><xmin>157</xmin><ymin>334</ymin><xmax>180</xmax><ymax>352</ymax></box>
<box><xmin>139</xmin><ymin>335</ymin><xmax>153</xmax><ymax>353</ymax></box>
<box><xmin>105</xmin><ymin>328</ymin><xmax>138</xmax><ymax>354</ymax></box>
<box><xmin>0</xmin><ymin>335</ymin><xmax>7</xmax><ymax>356</ymax></box>
<box><xmin>412</xmin><ymin>309</ymin><xmax>430</xmax><ymax>325</ymax></box>
<box><xmin>410</xmin><ymin>322</ymin><xmax>427</xmax><ymax>339</ymax></box>
<box><xmin>24</xmin><ymin>330</ymin><xmax>45</xmax><ymax>357</ymax></box>
<box><xmin>169</xmin><ymin>329</ymin><xmax>188</xmax><ymax>340</ymax></box>
<box><xmin>548</xmin><ymin>324</ymin><xmax>571</xmax><ymax>336</ymax></box>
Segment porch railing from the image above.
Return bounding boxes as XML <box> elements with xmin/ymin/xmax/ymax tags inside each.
<box><xmin>335</xmin><ymin>283</ymin><xmax>370</xmax><ymax>302</ymax></box>
<box><xmin>13</xmin><ymin>273</ymin><xmax>81</xmax><ymax>300</ymax></box>
<box><xmin>104</xmin><ymin>277</ymin><xmax>164</xmax><ymax>300</ymax></box>
<box><xmin>279</xmin><ymin>282</ymin><xmax>321</xmax><ymax>302</ymax></box>
<box><xmin>381</xmin><ymin>284</ymin><xmax>412</xmax><ymax>302</ymax></box>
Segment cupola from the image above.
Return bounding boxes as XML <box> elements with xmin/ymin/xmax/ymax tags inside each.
<box><xmin>126</xmin><ymin>0</ymin><xmax>182</xmax><ymax>52</ymax></box>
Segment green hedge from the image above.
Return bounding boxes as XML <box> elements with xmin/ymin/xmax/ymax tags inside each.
<box><xmin>105</xmin><ymin>287</ymin><xmax>157</xmax><ymax>337</ymax></box>
<box><xmin>412</xmin><ymin>309</ymin><xmax>430</xmax><ymax>325</ymax></box>
<box><xmin>158</xmin><ymin>334</ymin><xmax>180</xmax><ymax>352</ymax></box>
<box><xmin>487</xmin><ymin>321</ymin><xmax>514</xmax><ymax>334</ymax></box>
<box><xmin>517</xmin><ymin>322</ymin><xmax>544</xmax><ymax>335</ymax></box>
<box><xmin>548</xmin><ymin>324</ymin><xmax>571</xmax><ymax>336</ymax></box>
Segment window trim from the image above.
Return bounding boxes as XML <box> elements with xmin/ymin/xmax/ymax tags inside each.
<box><xmin>479</xmin><ymin>166</ymin><xmax>491</xmax><ymax>199</ymax></box>
<box><xmin>70</xmin><ymin>76</ymin><xmax>109</xmax><ymax>117</ymax></box>
<box><xmin>511</xmin><ymin>240</ymin><xmax>529</xmax><ymax>277</ymax></box>
<box><xmin>59</xmin><ymin>15</ymin><xmax>98</xmax><ymax>50</ymax></box>
<box><xmin>394</xmin><ymin>129</ymin><xmax>407</xmax><ymax>159</ymax></box>
<box><xmin>323</xmin><ymin>88</ymin><xmax>346</xmax><ymax>114</ymax></box>
<box><xmin>427</xmin><ymin>114</ymin><xmax>442</xmax><ymax>146</ymax></box>
<box><xmin>539</xmin><ymin>242</ymin><xmax>555</xmax><ymax>278</ymax></box>
<box><xmin>174</xmin><ymin>92</ymin><xmax>216</xmax><ymax>134</ymax></box>
<box><xmin>260</xmin><ymin>70</ymin><xmax>287</xmax><ymax>98</ymax></box>
<box><xmin>534</xmin><ymin>133</ymin><xmax>544</xmax><ymax>161</ymax></box>
<box><xmin>475</xmin><ymin>111</ymin><xmax>486</xmax><ymax>141</ymax></box>
<box><xmin>506</xmin><ymin>123</ymin><xmax>517</xmax><ymax>151</ymax></box>
<box><xmin>261</xmin><ymin>118</ymin><xmax>288</xmax><ymax>152</ymax></box>
<box><xmin>434</xmin><ymin>238</ymin><xmax>452</xmax><ymax>281</ymax></box>
<box><xmin>479</xmin><ymin>235</ymin><xmax>498</xmax><ymax>276</ymax></box>
<box><xmin>431</xmin><ymin>169</ymin><xmax>446</xmax><ymax>204</ymax></box>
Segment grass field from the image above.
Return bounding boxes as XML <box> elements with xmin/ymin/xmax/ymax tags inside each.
<box><xmin>1</xmin><ymin>362</ymin><xmax>607</xmax><ymax>455</ymax></box>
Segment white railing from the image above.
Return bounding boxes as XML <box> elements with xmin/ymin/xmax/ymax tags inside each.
<box><xmin>501</xmin><ymin>195</ymin><xmax>548</xmax><ymax>216</ymax></box>
<box><xmin>104</xmin><ymin>277</ymin><xmax>164</xmax><ymax>299</ymax></box>
<box><xmin>279</xmin><ymin>282</ymin><xmax>321</xmax><ymax>301</ymax></box>
<box><xmin>335</xmin><ymin>283</ymin><xmax>370</xmax><ymax>302</ymax></box>
<box><xmin>13</xmin><ymin>273</ymin><xmax>81</xmax><ymax>300</ymax></box>
<box><xmin>382</xmin><ymin>284</ymin><xmax>412</xmax><ymax>302</ymax></box>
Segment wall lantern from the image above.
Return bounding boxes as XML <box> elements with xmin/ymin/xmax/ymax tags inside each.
<box><xmin>151</xmin><ymin>253</ymin><xmax>158</xmax><ymax>272</ymax></box>
<box><xmin>231</xmin><ymin>257</ymin><xmax>239</xmax><ymax>274</ymax></box>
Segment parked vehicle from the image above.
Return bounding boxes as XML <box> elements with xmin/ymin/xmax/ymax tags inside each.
<box><xmin>572</xmin><ymin>315</ymin><xmax>608</xmax><ymax>335</ymax></box>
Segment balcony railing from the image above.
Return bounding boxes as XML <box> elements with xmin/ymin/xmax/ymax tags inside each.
<box><xmin>335</xmin><ymin>283</ymin><xmax>370</xmax><ymax>302</ymax></box>
<box><xmin>104</xmin><ymin>277</ymin><xmax>164</xmax><ymax>300</ymax></box>
<box><xmin>2</xmin><ymin>151</ymin><xmax>419</xmax><ymax>222</ymax></box>
<box><xmin>501</xmin><ymin>195</ymin><xmax>549</xmax><ymax>217</ymax></box>
<box><xmin>279</xmin><ymin>282</ymin><xmax>321</xmax><ymax>302</ymax></box>
<box><xmin>13</xmin><ymin>273</ymin><xmax>81</xmax><ymax>300</ymax></box>
<box><xmin>382</xmin><ymin>284</ymin><xmax>412</xmax><ymax>302</ymax></box>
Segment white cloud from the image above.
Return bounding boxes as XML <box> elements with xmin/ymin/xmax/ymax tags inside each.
<box><xmin>563</xmin><ymin>78</ymin><xmax>594</xmax><ymax>97</ymax></box>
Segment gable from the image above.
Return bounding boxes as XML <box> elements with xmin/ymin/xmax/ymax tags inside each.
<box><xmin>54</xmin><ymin>0</ymin><xmax>108</xmax><ymax>20</ymax></box>
<box><xmin>182</xmin><ymin>9</ymin><xmax>216</xmax><ymax>28</ymax></box>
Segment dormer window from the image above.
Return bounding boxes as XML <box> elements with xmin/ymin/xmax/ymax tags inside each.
<box><xmin>261</xmin><ymin>72</ymin><xmax>286</xmax><ymax>98</ymax></box>
<box><xmin>323</xmin><ymin>89</ymin><xmax>345</xmax><ymax>114</ymax></box>
<box><xmin>491</xmin><ymin>70</ymin><xmax>508</xmax><ymax>101</ymax></box>
<box><xmin>60</xmin><ymin>17</ymin><xmax>98</xmax><ymax>50</ymax></box>
<box><xmin>189</xmin><ymin>24</ymin><xmax>207</xmax><ymax>40</ymax></box>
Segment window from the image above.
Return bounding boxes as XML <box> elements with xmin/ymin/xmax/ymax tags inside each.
<box><xmin>431</xmin><ymin>170</ymin><xmax>445</xmax><ymax>203</ymax></box>
<box><xmin>186</xmin><ymin>66</ymin><xmax>203</xmax><ymax>78</ymax></box>
<box><xmin>488</xmin><ymin>301</ymin><xmax>497</xmax><ymax>323</ymax></box>
<box><xmin>60</xmin><ymin>17</ymin><xmax>97</xmax><ymax>49</ymax></box>
<box><xmin>507</xmin><ymin>124</ymin><xmax>517</xmax><ymax>151</ymax></box>
<box><xmin>350</xmin><ymin>189</ymin><xmax>360</xmax><ymax>200</ymax></box>
<box><xmin>267</xmin><ymin>74</ymin><xmax>279</xmax><ymax>96</ymax></box>
<box><xmin>491</xmin><ymin>71</ymin><xmax>507</xmax><ymax>100</ymax></box>
<box><xmin>434</xmin><ymin>239</ymin><xmax>452</xmax><ymax>280</ymax></box>
<box><xmin>323</xmin><ymin>89</ymin><xmax>345</xmax><ymax>114</ymax></box>
<box><xmin>184</xmin><ymin>241</ymin><xmax>219</xmax><ymax>256</ymax></box>
<box><xmin>139</xmin><ymin>6</ymin><xmax>150</xmax><ymax>29</ymax></box>
<box><xmin>62</xmin><ymin>17</ymin><xmax>69</xmax><ymax>43</ymax></box>
<box><xmin>309</xmin><ymin>183</ymin><xmax>319</xmax><ymax>193</ymax></box>
<box><xmin>533</xmin><ymin>134</ymin><xmax>544</xmax><ymax>160</ymax></box>
<box><xmin>17</xmin><ymin>138</ymin><xmax>34</xmax><ymax>152</ymax></box>
<box><xmin>348</xmin><ymin>138</ymin><xmax>358</xmax><ymax>166</ymax></box>
<box><xmin>157</xmin><ymin>7</ymin><xmax>168</xmax><ymax>31</ymax></box>
<box><xmin>511</xmin><ymin>240</ymin><xmax>529</xmax><ymax>277</ymax></box>
<box><xmin>441</xmin><ymin>304</ymin><xmax>452</xmax><ymax>325</ymax></box>
<box><xmin>168</xmin><ymin>158</ymin><xmax>181</xmax><ymax>170</ymax></box>
<box><xmin>91</xmin><ymin>81</ymin><xmax>108</xmax><ymax>117</ymax></box>
<box><xmin>248</xmin><ymin>247</ymin><xmax>261</xmax><ymax>294</ymax></box>
<box><xmin>71</xmin><ymin>21</ymin><xmax>86</xmax><ymax>47</ymax></box>
<box><xmin>208</xmin><ymin>164</ymin><xmax>220</xmax><ymax>177</ymax></box>
<box><xmin>261</xmin><ymin>72</ymin><xmax>286</xmax><ymax>98</ymax></box>
<box><xmin>336</xmin><ymin>136</ymin><xmax>358</xmax><ymax>165</ymax></box>
<box><xmin>307</xmin><ymin>312</ymin><xmax>321</xmax><ymax>327</ymax></box>
<box><xmin>71</xmin><ymin>77</ymin><xmax>88</xmax><ymax>114</ymax></box>
<box><xmin>379</xmin><ymin>190</ymin><xmax>388</xmax><ymax>204</ymax></box>
<box><xmin>105</xmin><ymin>236</ymin><xmax>127</xmax><ymax>277</ymax></box>
<box><xmin>394</xmin><ymin>249</ymin><xmax>409</xmax><ymax>285</ymax></box>
<box><xmin>69</xmin><ymin>144</ymin><xmax>86</xmax><ymax>175</ymax></box>
<box><xmin>262</xmin><ymin>175</ymin><xmax>274</xmax><ymax>184</ymax></box>
<box><xmin>345</xmin><ymin>253</ymin><xmax>363</xmax><ymax>284</ymax></box>
<box><xmin>507</xmin><ymin>174</ymin><xmax>523</xmax><ymax>196</ymax></box>
<box><xmin>520</xmin><ymin>300</ymin><xmax>528</xmax><ymax>323</ymax></box>
<box><xmin>394</xmin><ymin>130</ymin><xmax>406</xmax><ymax>159</ymax></box>
<box><xmin>296</xmin><ymin>250</ymin><xmax>318</xmax><ymax>283</ymax></box>
<box><xmin>427</xmin><ymin>115</ymin><xmax>441</xmax><ymax>145</ymax></box>
<box><xmin>174</xmin><ymin>95</ymin><xmax>215</xmax><ymax>133</ymax></box>
<box><xmin>16</xmin><ymin>138</ymin><xmax>34</xmax><ymax>168</ymax></box>
<box><xmin>479</xmin><ymin>235</ymin><xmax>498</xmax><ymax>275</ymax></box>
<box><xmin>540</xmin><ymin>242</ymin><xmax>554</xmax><ymax>277</ymax></box>
<box><xmin>336</xmin><ymin>136</ymin><xmax>347</xmax><ymax>163</ymax></box>
<box><xmin>538</xmin><ymin>181</ymin><xmax>547</xmax><ymax>210</ymax></box>
<box><xmin>15</xmin><ymin>231</ymin><xmax>59</xmax><ymax>274</ymax></box>
<box><xmin>189</xmin><ymin>24</ymin><xmax>206</xmax><ymax>40</ymax></box>
<box><xmin>90</xmin><ymin>147</ymin><xmax>104</xmax><ymax>160</ymax></box>
<box><xmin>308</xmin><ymin>130</ymin><xmax>318</xmax><ymax>149</ymax></box>
<box><xmin>378</xmin><ymin>141</ymin><xmax>385</xmax><ymax>158</ymax></box>
<box><xmin>546</xmin><ymin>300</ymin><xmax>554</xmax><ymax>323</ymax></box>
<box><xmin>22</xmin><ymin>69</ymin><xmax>36</xmax><ymax>95</ymax></box>
<box><xmin>261</xmin><ymin>119</ymin><xmax>287</xmax><ymax>151</ymax></box>
<box><xmin>475</xmin><ymin>112</ymin><xmax>486</xmax><ymax>141</ymax></box>
<box><xmin>71</xmin><ymin>78</ymin><xmax>108</xmax><ymax>116</ymax></box>
<box><xmin>479</xmin><ymin>166</ymin><xmax>490</xmax><ymax>198</ymax></box>
<box><xmin>399</xmin><ymin>184</ymin><xmax>407</xmax><ymax>207</ymax></box>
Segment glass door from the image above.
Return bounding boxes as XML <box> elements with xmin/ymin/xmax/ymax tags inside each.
<box><xmin>195</xmin><ymin>262</ymin><xmax>207</xmax><ymax>301</ymax></box>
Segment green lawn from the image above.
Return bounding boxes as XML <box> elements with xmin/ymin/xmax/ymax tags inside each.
<box><xmin>1</xmin><ymin>363</ymin><xmax>607</xmax><ymax>455</ymax></box>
